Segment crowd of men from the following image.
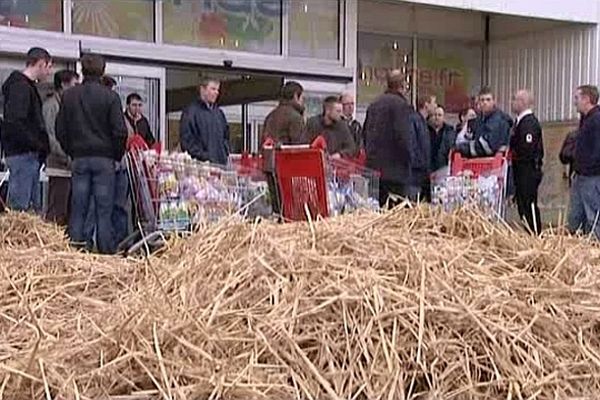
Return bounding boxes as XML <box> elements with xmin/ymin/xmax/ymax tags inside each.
<box><xmin>1</xmin><ymin>48</ymin><xmax>600</xmax><ymax>254</ymax></box>
<box><xmin>0</xmin><ymin>48</ymin><xmax>155</xmax><ymax>254</ymax></box>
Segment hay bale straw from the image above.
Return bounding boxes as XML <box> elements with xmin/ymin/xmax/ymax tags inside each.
<box><xmin>1</xmin><ymin>206</ymin><xmax>600</xmax><ymax>399</ymax></box>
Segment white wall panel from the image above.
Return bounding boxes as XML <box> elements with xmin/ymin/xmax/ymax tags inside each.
<box><xmin>488</xmin><ymin>25</ymin><xmax>598</xmax><ymax>122</ymax></box>
<box><xmin>399</xmin><ymin>0</ymin><xmax>599</xmax><ymax>23</ymax></box>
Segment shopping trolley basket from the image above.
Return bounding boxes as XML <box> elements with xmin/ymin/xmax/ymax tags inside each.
<box><xmin>272</xmin><ymin>146</ymin><xmax>329</xmax><ymax>222</ymax></box>
<box><xmin>433</xmin><ymin>149</ymin><xmax>510</xmax><ymax>218</ymax></box>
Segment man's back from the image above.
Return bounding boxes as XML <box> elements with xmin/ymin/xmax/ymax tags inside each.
<box><xmin>262</xmin><ymin>101</ymin><xmax>305</xmax><ymax>145</ymax></box>
<box><xmin>57</xmin><ymin>79</ymin><xmax>126</xmax><ymax>161</ymax></box>
<box><xmin>364</xmin><ymin>92</ymin><xmax>412</xmax><ymax>183</ymax></box>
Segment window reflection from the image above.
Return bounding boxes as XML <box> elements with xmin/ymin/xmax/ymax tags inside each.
<box><xmin>72</xmin><ymin>0</ymin><xmax>154</xmax><ymax>42</ymax></box>
<box><xmin>163</xmin><ymin>0</ymin><xmax>281</xmax><ymax>54</ymax></box>
<box><xmin>0</xmin><ymin>0</ymin><xmax>62</xmax><ymax>31</ymax></box>
<box><xmin>288</xmin><ymin>0</ymin><xmax>339</xmax><ymax>60</ymax></box>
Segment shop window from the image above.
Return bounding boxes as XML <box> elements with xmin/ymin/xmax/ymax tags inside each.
<box><xmin>288</xmin><ymin>0</ymin><xmax>340</xmax><ymax>60</ymax></box>
<box><xmin>0</xmin><ymin>0</ymin><xmax>62</xmax><ymax>31</ymax></box>
<box><xmin>357</xmin><ymin>33</ymin><xmax>413</xmax><ymax>110</ymax></box>
<box><xmin>417</xmin><ymin>39</ymin><xmax>483</xmax><ymax>116</ymax></box>
<box><xmin>163</xmin><ymin>0</ymin><xmax>282</xmax><ymax>55</ymax></box>
<box><xmin>72</xmin><ymin>0</ymin><xmax>155</xmax><ymax>42</ymax></box>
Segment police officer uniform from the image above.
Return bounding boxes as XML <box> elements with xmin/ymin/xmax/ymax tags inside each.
<box><xmin>511</xmin><ymin>109</ymin><xmax>544</xmax><ymax>234</ymax></box>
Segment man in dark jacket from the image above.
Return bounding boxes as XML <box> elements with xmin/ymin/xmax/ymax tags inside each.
<box><xmin>457</xmin><ymin>87</ymin><xmax>511</xmax><ymax>158</ymax></box>
<box><xmin>511</xmin><ymin>89</ymin><xmax>544</xmax><ymax>235</ymax></box>
<box><xmin>340</xmin><ymin>92</ymin><xmax>363</xmax><ymax>150</ymax></box>
<box><xmin>1</xmin><ymin>47</ymin><xmax>53</xmax><ymax>212</ymax></box>
<box><xmin>429</xmin><ymin>106</ymin><xmax>456</xmax><ymax>172</ymax></box>
<box><xmin>568</xmin><ymin>85</ymin><xmax>600</xmax><ymax>239</ymax></box>
<box><xmin>364</xmin><ymin>70</ymin><xmax>414</xmax><ymax>207</ymax></box>
<box><xmin>124</xmin><ymin>92</ymin><xmax>155</xmax><ymax>147</ymax></box>
<box><xmin>56</xmin><ymin>54</ymin><xmax>127</xmax><ymax>254</ymax></box>
<box><xmin>410</xmin><ymin>95</ymin><xmax>435</xmax><ymax>200</ymax></box>
<box><xmin>262</xmin><ymin>81</ymin><xmax>306</xmax><ymax>145</ymax></box>
<box><xmin>43</xmin><ymin>69</ymin><xmax>79</xmax><ymax>225</ymax></box>
<box><xmin>306</xmin><ymin>96</ymin><xmax>356</xmax><ymax>157</ymax></box>
<box><xmin>180</xmin><ymin>78</ymin><xmax>229</xmax><ymax>165</ymax></box>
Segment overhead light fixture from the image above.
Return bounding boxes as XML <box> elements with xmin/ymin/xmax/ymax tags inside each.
<box><xmin>393</xmin><ymin>41</ymin><xmax>398</xmax><ymax>51</ymax></box>
<box><xmin>303</xmin><ymin>3</ymin><xmax>308</xmax><ymax>13</ymax></box>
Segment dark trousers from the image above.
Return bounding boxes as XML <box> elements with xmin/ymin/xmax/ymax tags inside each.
<box><xmin>379</xmin><ymin>180</ymin><xmax>420</xmax><ymax>208</ymax></box>
<box><xmin>513</xmin><ymin>162</ymin><xmax>542</xmax><ymax>235</ymax></box>
<box><xmin>112</xmin><ymin>168</ymin><xmax>131</xmax><ymax>246</ymax></box>
<box><xmin>46</xmin><ymin>176</ymin><xmax>71</xmax><ymax>226</ymax></box>
<box><xmin>70</xmin><ymin>157</ymin><xmax>116</xmax><ymax>254</ymax></box>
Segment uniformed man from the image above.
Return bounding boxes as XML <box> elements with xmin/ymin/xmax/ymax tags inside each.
<box><xmin>510</xmin><ymin>89</ymin><xmax>544</xmax><ymax>235</ymax></box>
<box><xmin>457</xmin><ymin>87</ymin><xmax>511</xmax><ymax>158</ymax></box>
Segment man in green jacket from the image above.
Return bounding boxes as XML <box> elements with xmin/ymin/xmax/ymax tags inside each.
<box><xmin>262</xmin><ymin>81</ymin><xmax>306</xmax><ymax>145</ymax></box>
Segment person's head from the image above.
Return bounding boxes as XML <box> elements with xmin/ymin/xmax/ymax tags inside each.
<box><xmin>417</xmin><ymin>95</ymin><xmax>437</xmax><ymax>117</ymax></box>
<box><xmin>126</xmin><ymin>93</ymin><xmax>144</xmax><ymax>118</ymax></box>
<box><xmin>199</xmin><ymin>78</ymin><xmax>220</xmax><ymax>105</ymax></box>
<box><xmin>80</xmin><ymin>54</ymin><xmax>106</xmax><ymax>79</ymax></box>
<box><xmin>101</xmin><ymin>75</ymin><xmax>117</xmax><ymax>90</ymax></box>
<box><xmin>459</xmin><ymin>108</ymin><xmax>476</xmax><ymax>123</ymax></box>
<box><xmin>478</xmin><ymin>86</ymin><xmax>496</xmax><ymax>115</ymax></box>
<box><xmin>340</xmin><ymin>92</ymin><xmax>355</xmax><ymax>119</ymax></box>
<box><xmin>386</xmin><ymin>69</ymin><xmax>406</xmax><ymax>94</ymax></box>
<box><xmin>575</xmin><ymin>85</ymin><xmax>599</xmax><ymax>115</ymax></box>
<box><xmin>53</xmin><ymin>70</ymin><xmax>79</xmax><ymax>92</ymax></box>
<box><xmin>281</xmin><ymin>81</ymin><xmax>304</xmax><ymax>107</ymax></box>
<box><xmin>432</xmin><ymin>106</ymin><xmax>445</xmax><ymax>129</ymax></box>
<box><xmin>25</xmin><ymin>47</ymin><xmax>53</xmax><ymax>81</ymax></box>
<box><xmin>512</xmin><ymin>89</ymin><xmax>534</xmax><ymax>115</ymax></box>
<box><xmin>323</xmin><ymin>95</ymin><xmax>343</xmax><ymax>123</ymax></box>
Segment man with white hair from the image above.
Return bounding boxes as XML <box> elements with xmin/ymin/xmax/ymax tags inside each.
<box><xmin>511</xmin><ymin>89</ymin><xmax>544</xmax><ymax>235</ymax></box>
<box><xmin>340</xmin><ymin>92</ymin><xmax>363</xmax><ymax>150</ymax></box>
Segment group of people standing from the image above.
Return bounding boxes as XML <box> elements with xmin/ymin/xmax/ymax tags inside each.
<box><xmin>2</xmin><ymin>49</ymin><xmax>599</xmax><ymax>247</ymax></box>
<box><xmin>1</xmin><ymin>48</ymin><xmax>154</xmax><ymax>254</ymax></box>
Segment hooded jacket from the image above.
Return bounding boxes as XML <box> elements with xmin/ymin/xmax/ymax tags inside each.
<box><xmin>0</xmin><ymin>71</ymin><xmax>49</xmax><ymax>157</ymax></box>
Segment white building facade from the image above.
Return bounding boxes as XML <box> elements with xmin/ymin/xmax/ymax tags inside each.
<box><xmin>0</xmin><ymin>0</ymin><xmax>599</xmax><ymax>153</ymax></box>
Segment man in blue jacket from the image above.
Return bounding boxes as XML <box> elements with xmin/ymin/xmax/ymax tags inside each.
<box><xmin>568</xmin><ymin>85</ymin><xmax>600</xmax><ymax>239</ymax></box>
<box><xmin>457</xmin><ymin>87</ymin><xmax>511</xmax><ymax>158</ymax></box>
<box><xmin>180</xmin><ymin>78</ymin><xmax>230</xmax><ymax>165</ymax></box>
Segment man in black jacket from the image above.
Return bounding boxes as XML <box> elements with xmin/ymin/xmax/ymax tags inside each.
<box><xmin>306</xmin><ymin>96</ymin><xmax>356</xmax><ymax>157</ymax></box>
<box><xmin>1</xmin><ymin>47</ymin><xmax>53</xmax><ymax>212</ymax></box>
<box><xmin>568</xmin><ymin>85</ymin><xmax>600</xmax><ymax>239</ymax></box>
<box><xmin>511</xmin><ymin>89</ymin><xmax>544</xmax><ymax>235</ymax></box>
<box><xmin>56</xmin><ymin>54</ymin><xmax>127</xmax><ymax>254</ymax></box>
<box><xmin>364</xmin><ymin>70</ymin><xmax>413</xmax><ymax>207</ymax></box>
<box><xmin>180</xmin><ymin>78</ymin><xmax>229</xmax><ymax>165</ymax></box>
<box><xmin>124</xmin><ymin>92</ymin><xmax>155</xmax><ymax>147</ymax></box>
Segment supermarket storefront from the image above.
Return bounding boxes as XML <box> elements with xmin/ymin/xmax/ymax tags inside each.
<box><xmin>0</xmin><ymin>0</ymin><xmax>357</xmax><ymax>155</ymax></box>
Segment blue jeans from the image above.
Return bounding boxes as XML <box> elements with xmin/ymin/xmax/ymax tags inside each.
<box><xmin>70</xmin><ymin>157</ymin><xmax>116</xmax><ymax>254</ymax></box>
<box><xmin>568</xmin><ymin>175</ymin><xmax>600</xmax><ymax>239</ymax></box>
<box><xmin>6</xmin><ymin>152</ymin><xmax>41</xmax><ymax>212</ymax></box>
<box><xmin>112</xmin><ymin>168</ymin><xmax>130</xmax><ymax>246</ymax></box>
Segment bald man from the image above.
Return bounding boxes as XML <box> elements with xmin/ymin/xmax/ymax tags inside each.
<box><xmin>364</xmin><ymin>69</ymin><xmax>415</xmax><ymax>206</ymax></box>
<box><xmin>511</xmin><ymin>89</ymin><xmax>544</xmax><ymax>235</ymax></box>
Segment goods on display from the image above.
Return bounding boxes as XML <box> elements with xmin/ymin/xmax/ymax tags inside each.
<box><xmin>327</xmin><ymin>160</ymin><xmax>380</xmax><ymax>217</ymax></box>
<box><xmin>2</xmin><ymin>208</ymin><xmax>600</xmax><ymax>399</ymax></box>
<box><xmin>432</xmin><ymin>170</ymin><xmax>503</xmax><ymax>216</ymax></box>
<box><xmin>140</xmin><ymin>150</ymin><xmax>272</xmax><ymax>229</ymax></box>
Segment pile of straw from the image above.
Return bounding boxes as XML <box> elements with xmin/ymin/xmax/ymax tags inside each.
<box><xmin>1</xmin><ymin>207</ymin><xmax>600</xmax><ymax>399</ymax></box>
<box><xmin>0</xmin><ymin>211</ymin><xmax>68</xmax><ymax>250</ymax></box>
